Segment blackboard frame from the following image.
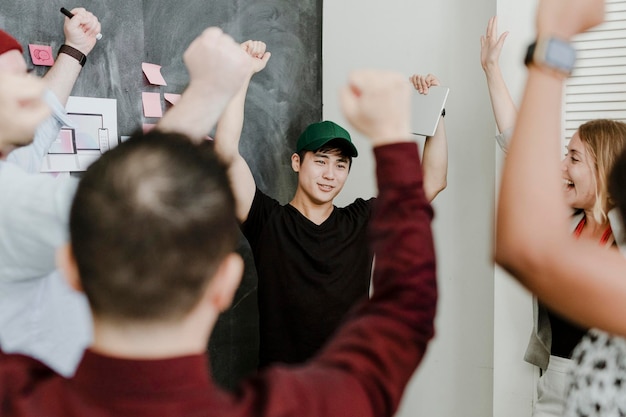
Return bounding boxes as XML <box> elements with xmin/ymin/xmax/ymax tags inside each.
<box><xmin>1</xmin><ymin>0</ymin><xmax>322</xmax><ymax>390</ymax></box>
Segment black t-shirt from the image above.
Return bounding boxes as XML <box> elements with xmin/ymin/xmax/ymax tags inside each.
<box><xmin>242</xmin><ymin>189</ymin><xmax>374</xmax><ymax>367</ymax></box>
<box><xmin>547</xmin><ymin>307</ymin><xmax>587</xmax><ymax>359</ymax></box>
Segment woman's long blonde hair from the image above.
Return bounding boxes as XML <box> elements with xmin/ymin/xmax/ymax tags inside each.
<box><xmin>578</xmin><ymin>119</ymin><xmax>626</xmax><ymax>224</ymax></box>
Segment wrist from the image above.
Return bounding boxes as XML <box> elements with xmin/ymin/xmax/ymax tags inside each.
<box><xmin>524</xmin><ymin>37</ymin><xmax>575</xmax><ymax>79</ymax></box>
<box><xmin>63</xmin><ymin>40</ymin><xmax>91</xmax><ymax>56</ymax></box>
<box><xmin>58</xmin><ymin>44</ymin><xmax>86</xmax><ymax>67</ymax></box>
<box><xmin>482</xmin><ymin>61</ymin><xmax>501</xmax><ymax>73</ymax></box>
<box><xmin>370</xmin><ymin>128</ymin><xmax>412</xmax><ymax>147</ymax></box>
<box><xmin>483</xmin><ymin>66</ymin><xmax>504</xmax><ymax>83</ymax></box>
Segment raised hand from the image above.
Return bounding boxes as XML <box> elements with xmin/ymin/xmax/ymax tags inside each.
<box><xmin>183</xmin><ymin>27</ymin><xmax>251</xmax><ymax>103</ymax></box>
<box><xmin>241</xmin><ymin>40</ymin><xmax>271</xmax><ymax>75</ymax></box>
<box><xmin>341</xmin><ymin>70</ymin><xmax>412</xmax><ymax>147</ymax></box>
<box><xmin>480</xmin><ymin>16</ymin><xmax>508</xmax><ymax>72</ymax></box>
<box><xmin>62</xmin><ymin>8</ymin><xmax>101</xmax><ymax>56</ymax></box>
<box><xmin>409</xmin><ymin>73</ymin><xmax>441</xmax><ymax>95</ymax></box>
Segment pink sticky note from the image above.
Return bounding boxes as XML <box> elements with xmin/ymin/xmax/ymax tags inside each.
<box><xmin>142</xmin><ymin>63</ymin><xmax>167</xmax><ymax>86</ymax></box>
<box><xmin>164</xmin><ymin>93</ymin><xmax>181</xmax><ymax>106</ymax></box>
<box><xmin>28</xmin><ymin>44</ymin><xmax>54</xmax><ymax>66</ymax></box>
<box><xmin>142</xmin><ymin>123</ymin><xmax>156</xmax><ymax>133</ymax></box>
<box><xmin>142</xmin><ymin>92</ymin><xmax>163</xmax><ymax>118</ymax></box>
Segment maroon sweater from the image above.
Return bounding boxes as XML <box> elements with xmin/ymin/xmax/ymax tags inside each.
<box><xmin>0</xmin><ymin>142</ymin><xmax>437</xmax><ymax>417</ymax></box>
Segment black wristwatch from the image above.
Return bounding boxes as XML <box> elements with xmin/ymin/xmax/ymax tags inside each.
<box><xmin>58</xmin><ymin>44</ymin><xmax>86</xmax><ymax>67</ymax></box>
<box><xmin>524</xmin><ymin>37</ymin><xmax>576</xmax><ymax>76</ymax></box>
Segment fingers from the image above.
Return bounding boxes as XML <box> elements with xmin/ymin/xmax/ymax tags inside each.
<box><xmin>497</xmin><ymin>31</ymin><xmax>509</xmax><ymax>47</ymax></box>
<box><xmin>409</xmin><ymin>74</ymin><xmax>428</xmax><ymax>93</ymax></box>
<box><xmin>415</xmin><ymin>74</ymin><xmax>427</xmax><ymax>93</ymax></box>
<box><xmin>68</xmin><ymin>8</ymin><xmax>101</xmax><ymax>37</ymax></box>
<box><xmin>183</xmin><ymin>27</ymin><xmax>251</xmax><ymax>99</ymax></box>
<box><xmin>341</xmin><ymin>70</ymin><xmax>412</xmax><ymax>146</ymax></box>
<box><xmin>63</xmin><ymin>8</ymin><xmax>101</xmax><ymax>55</ymax></box>
<box><xmin>481</xmin><ymin>16</ymin><xmax>508</xmax><ymax>71</ymax></box>
<box><xmin>426</xmin><ymin>73</ymin><xmax>440</xmax><ymax>87</ymax></box>
<box><xmin>241</xmin><ymin>40</ymin><xmax>271</xmax><ymax>73</ymax></box>
<box><xmin>409</xmin><ymin>73</ymin><xmax>440</xmax><ymax>94</ymax></box>
<box><xmin>486</xmin><ymin>16</ymin><xmax>493</xmax><ymax>37</ymax></box>
<box><xmin>484</xmin><ymin>16</ymin><xmax>503</xmax><ymax>46</ymax></box>
<box><xmin>242</xmin><ymin>40</ymin><xmax>267</xmax><ymax>58</ymax></box>
<box><xmin>489</xmin><ymin>16</ymin><xmax>498</xmax><ymax>38</ymax></box>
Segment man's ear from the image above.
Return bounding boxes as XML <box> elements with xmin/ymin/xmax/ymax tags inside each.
<box><xmin>56</xmin><ymin>243</ymin><xmax>83</xmax><ymax>292</ymax></box>
<box><xmin>291</xmin><ymin>153</ymin><xmax>300</xmax><ymax>173</ymax></box>
<box><xmin>205</xmin><ymin>253</ymin><xmax>244</xmax><ymax>313</ymax></box>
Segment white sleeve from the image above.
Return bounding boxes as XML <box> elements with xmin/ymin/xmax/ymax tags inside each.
<box><xmin>495</xmin><ymin>126</ymin><xmax>514</xmax><ymax>154</ymax></box>
<box><xmin>6</xmin><ymin>90</ymin><xmax>75</xmax><ymax>173</ymax></box>
<box><xmin>0</xmin><ymin>162</ymin><xmax>78</xmax><ymax>282</ymax></box>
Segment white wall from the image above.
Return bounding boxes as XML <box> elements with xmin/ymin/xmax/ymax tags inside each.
<box><xmin>491</xmin><ymin>3</ymin><xmax>539</xmax><ymax>417</ymax></box>
<box><xmin>323</xmin><ymin>1</ymin><xmax>499</xmax><ymax>415</ymax></box>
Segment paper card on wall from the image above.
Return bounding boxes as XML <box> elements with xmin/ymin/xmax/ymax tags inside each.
<box><xmin>142</xmin><ymin>123</ymin><xmax>156</xmax><ymax>133</ymax></box>
<box><xmin>142</xmin><ymin>92</ymin><xmax>163</xmax><ymax>118</ymax></box>
<box><xmin>40</xmin><ymin>96</ymin><xmax>118</xmax><ymax>173</ymax></box>
<box><xmin>48</xmin><ymin>128</ymin><xmax>76</xmax><ymax>154</ymax></box>
<box><xmin>28</xmin><ymin>44</ymin><xmax>54</xmax><ymax>66</ymax></box>
<box><xmin>164</xmin><ymin>93</ymin><xmax>181</xmax><ymax>106</ymax></box>
<box><xmin>142</xmin><ymin>63</ymin><xmax>167</xmax><ymax>86</ymax></box>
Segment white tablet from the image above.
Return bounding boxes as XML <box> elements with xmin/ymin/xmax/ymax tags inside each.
<box><xmin>411</xmin><ymin>85</ymin><xmax>449</xmax><ymax>137</ymax></box>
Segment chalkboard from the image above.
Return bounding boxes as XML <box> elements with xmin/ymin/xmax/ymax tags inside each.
<box><xmin>0</xmin><ymin>0</ymin><xmax>322</xmax><ymax>390</ymax></box>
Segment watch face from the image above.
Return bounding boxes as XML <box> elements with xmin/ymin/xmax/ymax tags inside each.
<box><xmin>545</xmin><ymin>38</ymin><xmax>576</xmax><ymax>72</ymax></box>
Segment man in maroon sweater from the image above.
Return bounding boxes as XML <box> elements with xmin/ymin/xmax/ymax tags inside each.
<box><xmin>0</xmin><ymin>32</ymin><xmax>437</xmax><ymax>417</ymax></box>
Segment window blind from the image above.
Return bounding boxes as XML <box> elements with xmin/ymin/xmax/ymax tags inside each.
<box><xmin>565</xmin><ymin>0</ymin><xmax>626</xmax><ymax>140</ymax></box>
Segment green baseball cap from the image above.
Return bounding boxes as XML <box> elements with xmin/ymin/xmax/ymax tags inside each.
<box><xmin>296</xmin><ymin>121</ymin><xmax>358</xmax><ymax>157</ymax></box>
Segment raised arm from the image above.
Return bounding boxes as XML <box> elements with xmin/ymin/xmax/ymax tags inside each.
<box><xmin>214</xmin><ymin>40</ymin><xmax>271</xmax><ymax>223</ymax></box>
<box><xmin>494</xmin><ymin>0</ymin><xmax>626</xmax><ymax>336</ymax></box>
<box><xmin>480</xmin><ymin>16</ymin><xmax>517</xmax><ymax>137</ymax></box>
<box><xmin>318</xmin><ymin>70</ymin><xmax>436</xmax><ymax>416</ymax></box>
<box><xmin>409</xmin><ymin>73</ymin><xmax>447</xmax><ymax>201</ymax></box>
<box><xmin>6</xmin><ymin>10</ymin><xmax>99</xmax><ymax>172</ymax></box>
<box><xmin>156</xmin><ymin>28</ymin><xmax>250</xmax><ymax>143</ymax></box>
<box><xmin>43</xmin><ymin>7</ymin><xmax>101</xmax><ymax>106</ymax></box>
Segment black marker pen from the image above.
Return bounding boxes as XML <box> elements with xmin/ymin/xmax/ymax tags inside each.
<box><xmin>60</xmin><ymin>7</ymin><xmax>102</xmax><ymax>40</ymax></box>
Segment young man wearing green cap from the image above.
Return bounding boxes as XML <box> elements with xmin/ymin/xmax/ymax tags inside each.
<box><xmin>215</xmin><ymin>40</ymin><xmax>447</xmax><ymax>367</ymax></box>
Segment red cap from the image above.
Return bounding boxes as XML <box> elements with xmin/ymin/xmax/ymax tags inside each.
<box><xmin>0</xmin><ymin>30</ymin><xmax>23</xmax><ymax>55</ymax></box>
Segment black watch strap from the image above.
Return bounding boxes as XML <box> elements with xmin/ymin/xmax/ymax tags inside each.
<box><xmin>524</xmin><ymin>42</ymin><xmax>537</xmax><ymax>67</ymax></box>
<box><xmin>58</xmin><ymin>44</ymin><xmax>86</xmax><ymax>67</ymax></box>
<box><xmin>524</xmin><ymin>38</ymin><xmax>575</xmax><ymax>77</ymax></box>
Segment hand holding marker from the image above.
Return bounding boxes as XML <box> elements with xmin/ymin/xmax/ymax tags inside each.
<box><xmin>60</xmin><ymin>7</ymin><xmax>103</xmax><ymax>40</ymax></box>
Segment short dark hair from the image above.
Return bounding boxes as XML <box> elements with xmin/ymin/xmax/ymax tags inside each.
<box><xmin>296</xmin><ymin>138</ymin><xmax>354</xmax><ymax>168</ymax></box>
<box><xmin>70</xmin><ymin>130</ymin><xmax>238</xmax><ymax>323</ymax></box>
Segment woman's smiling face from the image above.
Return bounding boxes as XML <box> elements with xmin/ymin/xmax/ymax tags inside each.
<box><xmin>561</xmin><ymin>131</ymin><xmax>598</xmax><ymax>211</ymax></box>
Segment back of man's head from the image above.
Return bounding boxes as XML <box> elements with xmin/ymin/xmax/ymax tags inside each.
<box><xmin>70</xmin><ymin>131</ymin><xmax>238</xmax><ymax>323</ymax></box>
